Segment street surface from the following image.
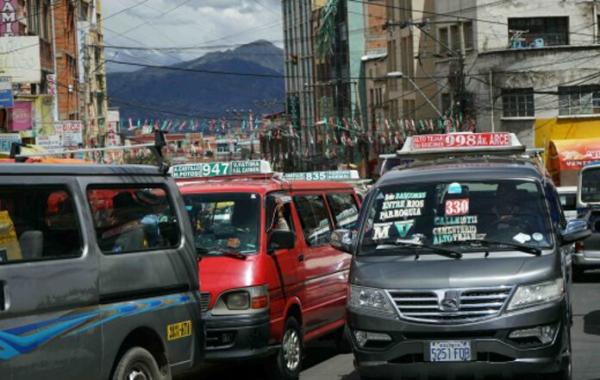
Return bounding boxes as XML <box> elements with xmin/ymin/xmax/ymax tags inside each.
<box><xmin>179</xmin><ymin>271</ymin><xmax>600</xmax><ymax>380</ymax></box>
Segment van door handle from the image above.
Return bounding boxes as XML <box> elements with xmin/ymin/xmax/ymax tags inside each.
<box><xmin>297</xmin><ymin>254</ymin><xmax>305</xmax><ymax>262</ymax></box>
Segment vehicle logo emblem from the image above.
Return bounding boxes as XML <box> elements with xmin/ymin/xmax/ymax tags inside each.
<box><xmin>440</xmin><ymin>291</ymin><xmax>461</xmax><ymax>312</ymax></box>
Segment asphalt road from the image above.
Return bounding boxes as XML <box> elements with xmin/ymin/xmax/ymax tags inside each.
<box><xmin>179</xmin><ymin>271</ymin><xmax>600</xmax><ymax>380</ymax></box>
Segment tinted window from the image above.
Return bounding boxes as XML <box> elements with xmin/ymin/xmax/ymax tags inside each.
<box><xmin>88</xmin><ymin>187</ymin><xmax>180</xmax><ymax>254</ymax></box>
<box><xmin>559</xmin><ymin>193</ymin><xmax>576</xmax><ymax>211</ymax></box>
<box><xmin>294</xmin><ymin>195</ymin><xmax>332</xmax><ymax>246</ymax></box>
<box><xmin>0</xmin><ymin>186</ymin><xmax>82</xmax><ymax>263</ymax></box>
<box><xmin>328</xmin><ymin>193</ymin><xmax>359</xmax><ymax>229</ymax></box>
<box><xmin>582</xmin><ymin>168</ymin><xmax>600</xmax><ymax>203</ymax></box>
<box><xmin>360</xmin><ymin>180</ymin><xmax>553</xmax><ymax>256</ymax></box>
<box><xmin>184</xmin><ymin>193</ymin><xmax>260</xmax><ymax>255</ymax></box>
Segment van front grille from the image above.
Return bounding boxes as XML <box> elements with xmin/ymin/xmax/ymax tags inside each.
<box><xmin>388</xmin><ymin>287</ymin><xmax>513</xmax><ymax>324</ymax></box>
<box><xmin>200</xmin><ymin>292</ymin><xmax>211</xmax><ymax>312</ymax></box>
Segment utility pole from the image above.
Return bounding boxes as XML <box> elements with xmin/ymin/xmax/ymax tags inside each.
<box><xmin>386</xmin><ymin>19</ymin><xmax>469</xmax><ymax>120</ymax></box>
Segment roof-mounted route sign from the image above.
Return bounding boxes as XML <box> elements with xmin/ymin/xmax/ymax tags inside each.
<box><xmin>170</xmin><ymin>160</ymin><xmax>272</xmax><ymax>179</ymax></box>
<box><xmin>283</xmin><ymin>170</ymin><xmax>360</xmax><ymax>181</ymax></box>
<box><xmin>397</xmin><ymin>132</ymin><xmax>525</xmax><ymax>159</ymax></box>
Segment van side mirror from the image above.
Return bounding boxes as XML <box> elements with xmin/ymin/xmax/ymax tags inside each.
<box><xmin>561</xmin><ymin>219</ymin><xmax>592</xmax><ymax>245</ymax></box>
<box><xmin>331</xmin><ymin>229</ymin><xmax>354</xmax><ymax>254</ymax></box>
<box><xmin>268</xmin><ymin>230</ymin><xmax>295</xmax><ymax>252</ymax></box>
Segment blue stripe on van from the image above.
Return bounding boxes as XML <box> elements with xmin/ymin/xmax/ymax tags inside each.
<box><xmin>0</xmin><ymin>294</ymin><xmax>192</xmax><ymax>360</ymax></box>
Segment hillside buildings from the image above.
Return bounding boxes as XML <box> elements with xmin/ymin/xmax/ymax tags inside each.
<box><xmin>0</xmin><ymin>0</ymin><xmax>108</xmax><ymax>152</ymax></box>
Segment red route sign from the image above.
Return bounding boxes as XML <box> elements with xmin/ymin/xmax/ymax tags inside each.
<box><xmin>411</xmin><ymin>133</ymin><xmax>512</xmax><ymax>150</ymax></box>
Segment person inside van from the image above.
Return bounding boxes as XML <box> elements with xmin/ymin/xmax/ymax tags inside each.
<box><xmin>103</xmin><ymin>192</ymin><xmax>147</xmax><ymax>253</ymax></box>
<box><xmin>490</xmin><ymin>182</ymin><xmax>539</xmax><ymax>242</ymax></box>
<box><xmin>228</xmin><ymin>199</ymin><xmax>258</xmax><ymax>251</ymax></box>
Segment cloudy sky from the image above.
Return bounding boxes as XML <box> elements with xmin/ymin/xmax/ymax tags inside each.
<box><xmin>102</xmin><ymin>0</ymin><xmax>283</xmax><ymax>63</ymax></box>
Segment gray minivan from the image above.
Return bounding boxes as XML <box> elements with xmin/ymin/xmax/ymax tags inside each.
<box><xmin>0</xmin><ymin>164</ymin><xmax>203</xmax><ymax>380</ymax></box>
<box><xmin>333</xmin><ymin>149</ymin><xmax>590</xmax><ymax>380</ymax></box>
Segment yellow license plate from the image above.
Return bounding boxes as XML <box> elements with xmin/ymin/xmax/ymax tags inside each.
<box><xmin>167</xmin><ymin>320</ymin><xmax>192</xmax><ymax>341</ymax></box>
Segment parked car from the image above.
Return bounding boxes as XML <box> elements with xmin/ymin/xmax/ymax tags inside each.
<box><xmin>174</xmin><ymin>160</ymin><xmax>361</xmax><ymax>380</ymax></box>
<box><xmin>0</xmin><ymin>163</ymin><xmax>203</xmax><ymax>380</ymax></box>
<box><xmin>574</xmin><ymin>164</ymin><xmax>600</xmax><ymax>275</ymax></box>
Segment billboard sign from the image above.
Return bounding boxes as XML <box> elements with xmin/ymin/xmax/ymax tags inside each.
<box><xmin>0</xmin><ymin>77</ymin><xmax>13</xmax><ymax>108</ymax></box>
<box><xmin>0</xmin><ymin>133</ymin><xmax>21</xmax><ymax>153</ymax></box>
<box><xmin>62</xmin><ymin>120</ymin><xmax>83</xmax><ymax>147</ymax></box>
<box><xmin>10</xmin><ymin>101</ymin><xmax>31</xmax><ymax>131</ymax></box>
<box><xmin>0</xmin><ymin>37</ymin><xmax>41</xmax><ymax>83</ymax></box>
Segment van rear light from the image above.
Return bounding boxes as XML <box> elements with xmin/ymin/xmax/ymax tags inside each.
<box><xmin>576</xmin><ymin>241</ymin><xmax>585</xmax><ymax>253</ymax></box>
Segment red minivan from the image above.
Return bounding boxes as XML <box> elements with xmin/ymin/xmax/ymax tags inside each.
<box><xmin>174</xmin><ymin>162</ymin><xmax>361</xmax><ymax>380</ymax></box>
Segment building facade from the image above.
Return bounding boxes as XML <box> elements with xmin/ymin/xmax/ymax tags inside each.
<box><xmin>431</xmin><ymin>0</ymin><xmax>600</xmax><ymax>148</ymax></box>
<box><xmin>282</xmin><ymin>0</ymin><xmax>365</xmax><ymax>160</ymax></box>
<box><xmin>54</xmin><ymin>0</ymin><xmax>80</xmax><ymax>121</ymax></box>
<box><xmin>78</xmin><ymin>0</ymin><xmax>108</xmax><ymax>147</ymax></box>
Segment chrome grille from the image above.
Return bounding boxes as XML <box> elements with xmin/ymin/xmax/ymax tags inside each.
<box><xmin>200</xmin><ymin>292</ymin><xmax>211</xmax><ymax>313</ymax></box>
<box><xmin>388</xmin><ymin>287</ymin><xmax>513</xmax><ymax>324</ymax></box>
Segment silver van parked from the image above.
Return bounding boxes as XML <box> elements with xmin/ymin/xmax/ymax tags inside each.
<box><xmin>0</xmin><ymin>163</ymin><xmax>203</xmax><ymax>380</ymax></box>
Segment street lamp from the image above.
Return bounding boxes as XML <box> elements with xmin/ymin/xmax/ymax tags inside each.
<box><xmin>386</xmin><ymin>71</ymin><xmax>442</xmax><ymax>117</ymax></box>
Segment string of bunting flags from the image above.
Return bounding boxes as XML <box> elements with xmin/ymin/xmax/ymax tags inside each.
<box><xmin>119</xmin><ymin>113</ymin><xmax>475</xmax><ymax>164</ymax></box>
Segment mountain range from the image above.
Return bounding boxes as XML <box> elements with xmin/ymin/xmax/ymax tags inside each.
<box><xmin>106</xmin><ymin>40</ymin><xmax>285</xmax><ymax>121</ymax></box>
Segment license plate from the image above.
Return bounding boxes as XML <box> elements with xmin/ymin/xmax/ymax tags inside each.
<box><xmin>429</xmin><ymin>341</ymin><xmax>471</xmax><ymax>362</ymax></box>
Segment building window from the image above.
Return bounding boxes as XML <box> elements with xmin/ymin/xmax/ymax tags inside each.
<box><xmin>463</xmin><ymin>22</ymin><xmax>474</xmax><ymax>50</ymax></box>
<box><xmin>508</xmin><ymin>17</ymin><xmax>569</xmax><ymax>48</ymax></box>
<box><xmin>559</xmin><ymin>85</ymin><xmax>600</xmax><ymax>116</ymax></box>
<box><xmin>438</xmin><ymin>27</ymin><xmax>450</xmax><ymax>55</ymax></box>
<box><xmin>450</xmin><ymin>25</ymin><xmax>460</xmax><ymax>52</ymax></box>
<box><xmin>502</xmin><ymin>88</ymin><xmax>534</xmax><ymax>118</ymax></box>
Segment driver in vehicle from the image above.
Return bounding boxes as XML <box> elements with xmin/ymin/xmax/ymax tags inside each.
<box><xmin>228</xmin><ymin>199</ymin><xmax>258</xmax><ymax>251</ymax></box>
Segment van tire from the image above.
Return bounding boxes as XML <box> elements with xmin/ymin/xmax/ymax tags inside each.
<box><xmin>112</xmin><ymin>347</ymin><xmax>168</xmax><ymax>380</ymax></box>
<box><xmin>267</xmin><ymin>317</ymin><xmax>303</xmax><ymax>380</ymax></box>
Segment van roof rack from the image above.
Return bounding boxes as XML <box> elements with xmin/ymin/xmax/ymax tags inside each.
<box><xmin>10</xmin><ymin>130</ymin><xmax>169</xmax><ymax>174</ymax></box>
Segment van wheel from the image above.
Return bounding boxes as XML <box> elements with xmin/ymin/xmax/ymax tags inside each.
<box><xmin>267</xmin><ymin>317</ymin><xmax>303</xmax><ymax>380</ymax></box>
<box><xmin>112</xmin><ymin>347</ymin><xmax>168</xmax><ymax>380</ymax></box>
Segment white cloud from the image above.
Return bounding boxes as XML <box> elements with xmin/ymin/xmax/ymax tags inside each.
<box><xmin>102</xmin><ymin>0</ymin><xmax>283</xmax><ymax>63</ymax></box>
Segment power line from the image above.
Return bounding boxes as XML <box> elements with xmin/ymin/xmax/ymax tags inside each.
<box><xmin>103</xmin><ymin>0</ymin><xmax>151</xmax><ymax>21</ymax></box>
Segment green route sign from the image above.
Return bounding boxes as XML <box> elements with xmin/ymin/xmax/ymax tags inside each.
<box><xmin>170</xmin><ymin>160</ymin><xmax>272</xmax><ymax>179</ymax></box>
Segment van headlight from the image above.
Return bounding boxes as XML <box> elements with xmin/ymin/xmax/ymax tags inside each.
<box><xmin>507</xmin><ymin>279</ymin><xmax>564</xmax><ymax>311</ymax></box>
<box><xmin>212</xmin><ymin>285</ymin><xmax>269</xmax><ymax>315</ymax></box>
<box><xmin>348</xmin><ymin>286</ymin><xmax>398</xmax><ymax>319</ymax></box>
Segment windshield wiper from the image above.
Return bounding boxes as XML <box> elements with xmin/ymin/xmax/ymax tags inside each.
<box><xmin>196</xmin><ymin>246</ymin><xmax>247</xmax><ymax>260</ymax></box>
<box><xmin>376</xmin><ymin>240</ymin><xmax>463</xmax><ymax>260</ymax></box>
<box><xmin>440</xmin><ymin>239</ymin><xmax>542</xmax><ymax>256</ymax></box>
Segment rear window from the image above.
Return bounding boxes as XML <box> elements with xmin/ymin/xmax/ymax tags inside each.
<box><xmin>87</xmin><ymin>186</ymin><xmax>180</xmax><ymax>254</ymax></box>
<box><xmin>559</xmin><ymin>193</ymin><xmax>576</xmax><ymax>211</ymax></box>
<box><xmin>0</xmin><ymin>186</ymin><xmax>82</xmax><ymax>263</ymax></box>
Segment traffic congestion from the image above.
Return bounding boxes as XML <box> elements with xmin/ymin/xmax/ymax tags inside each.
<box><xmin>1</xmin><ymin>131</ymin><xmax>599</xmax><ymax>380</ymax></box>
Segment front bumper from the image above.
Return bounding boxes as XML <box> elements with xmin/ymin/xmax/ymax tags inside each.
<box><xmin>203</xmin><ymin>311</ymin><xmax>272</xmax><ymax>361</ymax></box>
<box><xmin>348</xmin><ymin>301</ymin><xmax>569</xmax><ymax>379</ymax></box>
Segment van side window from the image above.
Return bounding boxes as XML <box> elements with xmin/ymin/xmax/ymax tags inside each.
<box><xmin>266</xmin><ymin>195</ymin><xmax>294</xmax><ymax>233</ymax></box>
<box><xmin>294</xmin><ymin>195</ymin><xmax>332</xmax><ymax>246</ymax></box>
<box><xmin>327</xmin><ymin>193</ymin><xmax>359</xmax><ymax>229</ymax></box>
<box><xmin>0</xmin><ymin>186</ymin><xmax>82</xmax><ymax>263</ymax></box>
<box><xmin>87</xmin><ymin>187</ymin><xmax>180</xmax><ymax>254</ymax></box>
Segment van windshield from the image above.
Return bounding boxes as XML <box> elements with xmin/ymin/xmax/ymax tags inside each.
<box><xmin>183</xmin><ymin>193</ymin><xmax>260</xmax><ymax>256</ymax></box>
<box><xmin>359</xmin><ymin>180</ymin><xmax>553</xmax><ymax>256</ymax></box>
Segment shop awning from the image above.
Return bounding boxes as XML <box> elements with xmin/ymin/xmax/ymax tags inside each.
<box><xmin>548</xmin><ymin>139</ymin><xmax>600</xmax><ymax>186</ymax></box>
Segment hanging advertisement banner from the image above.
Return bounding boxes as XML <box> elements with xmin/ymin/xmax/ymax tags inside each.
<box><xmin>47</xmin><ymin>74</ymin><xmax>56</xmax><ymax>96</ymax></box>
<box><xmin>0</xmin><ymin>133</ymin><xmax>21</xmax><ymax>153</ymax></box>
<box><xmin>35</xmin><ymin>122</ymin><xmax>62</xmax><ymax>152</ymax></box>
<box><xmin>0</xmin><ymin>0</ymin><xmax>23</xmax><ymax>37</ymax></box>
<box><xmin>33</xmin><ymin>95</ymin><xmax>56</xmax><ymax>138</ymax></box>
<box><xmin>62</xmin><ymin>120</ymin><xmax>83</xmax><ymax>147</ymax></box>
<box><xmin>0</xmin><ymin>77</ymin><xmax>14</xmax><ymax>108</ymax></box>
<box><xmin>9</xmin><ymin>100</ymin><xmax>32</xmax><ymax>131</ymax></box>
<box><xmin>0</xmin><ymin>37</ymin><xmax>41</xmax><ymax>83</ymax></box>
